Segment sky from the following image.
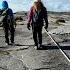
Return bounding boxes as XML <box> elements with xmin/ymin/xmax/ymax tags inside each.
<box><xmin>0</xmin><ymin>0</ymin><xmax>70</xmax><ymax>12</ymax></box>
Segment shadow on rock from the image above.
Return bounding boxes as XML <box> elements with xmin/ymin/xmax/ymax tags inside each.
<box><xmin>15</xmin><ymin>44</ymin><xmax>34</xmax><ymax>47</ymax></box>
<box><xmin>37</xmin><ymin>45</ymin><xmax>70</xmax><ymax>50</ymax></box>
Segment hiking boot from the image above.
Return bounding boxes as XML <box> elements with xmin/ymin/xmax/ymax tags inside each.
<box><xmin>34</xmin><ymin>44</ymin><xmax>38</xmax><ymax>50</ymax></box>
<box><xmin>5</xmin><ymin>43</ymin><xmax>9</xmax><ymax>46</ymax></box>
<box><xmin>38</xmin><ymin>44</ymin><xmax>42</xmax><ymax>49</ymax></box>
<box><xmin>34</xmin><ymin>46</ymin><xmax>37</xmax><ymax>50</ymax></box>
<box><xmin>11</xmin><ymin>42</ymin><xmax>15</xmax><ymax>46</ymax></box>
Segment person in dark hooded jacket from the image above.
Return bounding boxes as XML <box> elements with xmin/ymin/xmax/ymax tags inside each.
<box><xmin>27</xmin><ymin>0</ymin><xmax>48</xmax><ymax>49</ymax></box>
<box><xmin>1</xmin><ymin>1</ymin><xmax>15</xmax><ymax>45</ymax></box>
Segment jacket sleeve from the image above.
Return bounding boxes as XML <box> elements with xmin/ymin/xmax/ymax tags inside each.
<box><xmin>43</xmin><ymin>7</ymin><xmax>48</xmax><ymax>28</ymax></box>
<box><xmin>28</xmin><ymin>7</ymin><xmax>33</xmax><ymax>24</ymax></box>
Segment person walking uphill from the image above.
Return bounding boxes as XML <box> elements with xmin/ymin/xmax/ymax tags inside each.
<box><xmin>1</xmin><ymin>1</ymin><xmax>15</xmax><ymax>45</ymax></box>
<box><xmin>27</xmin><ymin>0</ymin><xmax>48</xmax><ymax>49</ymax></box>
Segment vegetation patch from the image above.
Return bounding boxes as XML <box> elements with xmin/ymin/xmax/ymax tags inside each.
<box><xmin>0</xmin><ymin>51</ymin><xmax>10</xmax><ymax>56</ymax></box>
<box><xmin>55</xmin><ymin>18</ymin><xmax>66</xmax><ymax>26</ymax></box>
<box><xmin>15</xmin><ymin>16</ymin><xmax>23</xmax><ymax>22</ymax></box>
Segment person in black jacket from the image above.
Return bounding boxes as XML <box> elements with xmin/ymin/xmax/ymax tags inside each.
<box><xmin>1</xmin><ymin>1</ymin><xmax>15</xmax><ymax>45</ymax></box>
<box><xmin>27</xmin><ymin>0</ymin><xmax>48</xmax><ymax>49</ymax></box>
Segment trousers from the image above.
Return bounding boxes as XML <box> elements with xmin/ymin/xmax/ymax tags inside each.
<box><xmin>32</xmin><ymin>24</ymin><xmax>42</xmax><ymax>46</ymax></box>
<box><xmin>4</xmin><ymin>26</ymin><xmax>14</xmax><ymax>44</ymax></box>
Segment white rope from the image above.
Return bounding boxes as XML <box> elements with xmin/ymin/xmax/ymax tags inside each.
<box><xmin>44</xmin><ymin>28</ymin><xmax>70</xmax><ymax>63</ymax></box>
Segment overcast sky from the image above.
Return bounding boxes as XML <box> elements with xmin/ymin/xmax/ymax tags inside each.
<box><xmin>0</xmin><ymin>0</ymin><xmax>70</xmax><ymax>12</ymax></box>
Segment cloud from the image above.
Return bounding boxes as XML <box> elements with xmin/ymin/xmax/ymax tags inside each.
<box><xmin>46</xmin><ymin>0</ymin><xmax>70</xmax><ymax>12</ymax></box>
<box><xmin>0</xmin><ymin>0</ymin><xmax>70</xmax><ymax>12</ymax></box>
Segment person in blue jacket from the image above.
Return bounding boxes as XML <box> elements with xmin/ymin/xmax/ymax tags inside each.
<box><xmin>1</xmin><ymin>1</ymin><xmax>15</xmax><ymax>45</ymax></box>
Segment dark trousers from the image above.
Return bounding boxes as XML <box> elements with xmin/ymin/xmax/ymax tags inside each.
<box><xmin>32</xmin><ymin>25</ymin><xmax>42</xmax><ymax>46</ymax></box>
<box><xmin>4</xmin><ymin>27</ymin><xmax>14</xmax><ymax>44</ymax></box>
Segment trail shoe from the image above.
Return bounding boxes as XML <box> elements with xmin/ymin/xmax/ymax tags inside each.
<box><xmin>11</xmin><ymin>42</ymin><xmax>15</xmax><ymax>46</ymax></box>
<box><xmin>34</xmin><ymin>46</ymin><xmax>37</xmax><ymax>50</ymax></box>
<box><xmin>38</xmin><ymin>44</ymin><xmax>42</xmax><ymax>49</ymax></box>
<box><xmin>34</xmin><ymin>44</ymin><xmax>39</xmax><ymax>50</ymax></box>
<box><xmin>5</xmin><ymin>43</ymin><xmax>9</xmax><ymax>46</ymax></box>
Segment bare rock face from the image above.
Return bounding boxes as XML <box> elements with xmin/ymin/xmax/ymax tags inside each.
<box><xmin>0</xmin><ymin>11</ymin><xmax>70</xmax><ymax>70</ymax></box>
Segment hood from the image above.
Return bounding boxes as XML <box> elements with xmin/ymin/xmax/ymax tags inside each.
<box><xmin>2</xmin><ymin>1</ymin><xmax>8</xmax><ymax>10</ymax></box>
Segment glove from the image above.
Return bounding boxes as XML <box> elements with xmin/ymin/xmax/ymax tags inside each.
<box><xmin>27</xmin><ymin>23</ymin><xmax>30</xmax><ymax>30</ymax></box>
